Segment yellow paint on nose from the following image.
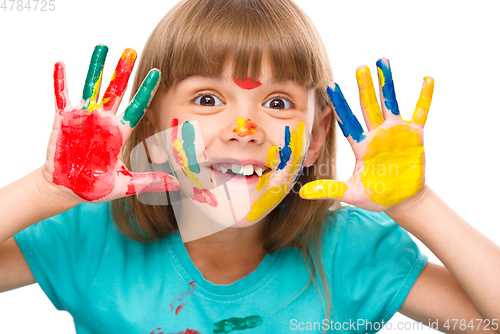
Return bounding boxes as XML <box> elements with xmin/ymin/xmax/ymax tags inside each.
<box><xmin>361</xmin><ymin>124</ymin><xmax>424</xmax><ymax>206</ymax></box>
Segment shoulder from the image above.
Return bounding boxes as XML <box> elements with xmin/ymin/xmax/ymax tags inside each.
<box><xmin>322</xmin><ymin>205</ymin><xmax>396</xmax><ymax>237</ymax></box>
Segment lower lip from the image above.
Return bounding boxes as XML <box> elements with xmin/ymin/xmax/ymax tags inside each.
<box><xmin>210</xmin><ymin>167</ymin><xmax>262</xmax><ymax>185</ymax></box>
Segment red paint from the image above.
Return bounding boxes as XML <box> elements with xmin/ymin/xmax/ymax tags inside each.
<box><xmin>234</xmin><ymin>77</ymin><xmax>262</xmax><ymax>90</ymax></box>
<box><xmin>170</xmin><ymin>118</ymin><xmax>187</xmax><ymax>176</ymax></box>
<box><xmin>102</xmin><ymin>49</ymin><xmax>137</xmax><ymax>111</ymax></box>
<box><xmin>148</xmin><ymin>328</ymin><xmax>200</xmax><ymax>334</ymax></box>
<box><xmin>191</xmin><ymin>187</ymin><xmax>218</xmax><ymax>207</ymax></box>
<box><xmin>53</xmin><ymin>62</ymin><xmax>66</xmax><ymax>110</ymax></box>
<box><xmin>169</xmin><ymin>281</ymin><xmax>196</xmax><ymax>316</ymax></box>
<box><xmin>53</xmin><ymin>112</ymin><xmax>122</xmax><ymax>201</ymax></box>
<box><xmin>117</xmin><ymin>166</ymin><xmax>179</xmax><ymax>195</ymax></box>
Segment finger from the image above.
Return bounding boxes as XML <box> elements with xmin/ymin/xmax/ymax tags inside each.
<box><xmin>299</xmin><ymin>179</ymin><xmax>348</xmax><ymax>200</ymax></box>
<box><xmin>356</xmin><ymin>66</ymin><xmax>384</xmax><ymax>131</ymax></box>
<box><xmin>101</xmin><ymin>48</ymin><xmax>137</xmax><ymax>113</ymax></box>
<box><xmin>120</xmin><ymin>69</ymin><xmax>161</xmax><ymax>128</ymax></box>
<box><xmin>411</xmin><ymin>76</ymin><xmax>434</xmax><ymax>126</ymax></box>
<box><xmin>82</xmin><ymin>45</ymin><xmax>108</xmax><ymax>109</ymax></box>
<box><xmin>376</xmin><ymin>58</ymin><xmax>400</xmax><ymax>118</ymax></box>
<box><xmin>327</xmin><ymin>84</ymin><xmax>366</xmax><ymax>144</ymax></box>
<box><xmin>53</xmin><ymin>62</ymin><xmax>70</xmax><ymax>111</ymax></box>
<box><xmin>119</xmin><ymin>168</ymin><xmax>180</xmax><ymax>195</ymax></box>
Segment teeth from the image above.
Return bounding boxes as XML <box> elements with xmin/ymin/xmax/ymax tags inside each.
<box><xmin>242</xmin><ymin>164</ymin><xmax>254</xmax><ymax>176</ymax></box>
<box><xmin>231</xmin><ymin>164</ymin><xmax>243</xmax><ymax>174</ymax></box>
<box><xmin>216</xmin><ymin>164</ymin><xmax>263</xmax><ymax>176</ymax></box>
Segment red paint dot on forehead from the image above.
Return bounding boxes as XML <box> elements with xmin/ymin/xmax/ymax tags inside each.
<box><xmin>234</xmin><ymin>77</ymin><xmax>262</xmax><ymax>90</ymax></box>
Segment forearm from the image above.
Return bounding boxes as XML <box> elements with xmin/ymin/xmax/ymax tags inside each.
<box><xmin>386</xmin><ymin>186</ymin><xmax>500</xmax><ymax>321</ymax></box>
<box><xmin>0</xmin><ymin>167</ymin><xmax>80</xmax><ymax>244</ymax></box>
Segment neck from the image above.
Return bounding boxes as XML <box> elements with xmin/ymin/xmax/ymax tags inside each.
<box><xmin>179</xmin><ymin>204</ymin><xmax>269</xmax><ymax>284</ymax></box>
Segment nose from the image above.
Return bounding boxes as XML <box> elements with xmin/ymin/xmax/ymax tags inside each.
<box><xmin>220</xmin><ymin>100</ymin><xmax>266</xmax><ymax>145</ymax></box>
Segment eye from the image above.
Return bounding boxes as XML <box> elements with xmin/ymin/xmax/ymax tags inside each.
<box><xmin>263</xmin><ymin>96</ymin><xmax>293</xmax><ymax>110</ymax></box>
<box><xmin>194</xmin><ymin>94</ymin><xmax>223</xmax><ymax>107</ymax></box>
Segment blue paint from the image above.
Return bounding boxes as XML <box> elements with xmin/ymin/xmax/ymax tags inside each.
<box><xmin>277</xmin><ymin>126</ymin><xmax>292</xmax><ymax>170</ymax></box>
<box><xmin>327</xmin><ymin>85</ymin><xmax>366</xmax><ymax>142</ymax></box>
<box><xmin>376</xmin><ymin>59</ymin><xmax>399</xmax><ymax>116</ymax></box>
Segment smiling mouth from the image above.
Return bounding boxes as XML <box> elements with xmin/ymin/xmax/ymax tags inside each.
<box><xmin>211</xmin><ymin>164</ymin><xmax>272</xmax><ymax>177</ymax></box>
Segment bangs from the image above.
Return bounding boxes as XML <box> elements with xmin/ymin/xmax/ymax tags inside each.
<box><xmin>143</xmin><ymin>0</ymin><xmax>331</xmax><ymax>91</ymax></box>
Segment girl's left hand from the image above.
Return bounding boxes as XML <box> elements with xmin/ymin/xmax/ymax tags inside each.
<box><xmin>299</xmin><ymin>58</ymin><xmax>434</xmax><ymax>212</ymax></box>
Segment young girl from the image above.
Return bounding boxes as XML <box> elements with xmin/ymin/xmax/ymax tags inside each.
<box><xmin>1</xmin><ymin>0</ymin><xmax>499</xmax><ymax>333</ymax></box>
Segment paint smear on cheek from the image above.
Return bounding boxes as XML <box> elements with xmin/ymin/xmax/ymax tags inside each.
<box><xmin>288</xmin><ymin>122</ymin><xmax>306</xmax><ymax>176</ymax></box>
<box><xmin>247</xmin><ymin>184</ymin><xmax>288</xmax><ymax>221</ymax></box>
<box><xmin>361</xmin><ymin>124</ymin><xmax>424</xmax><ymax>206</ymax></box>
<box><xmin>53</xmin><ymin>112</ymin><xmax>122</xmax><ymax>201</ymax></box>
<box><xmin>276</xmin><ymin>126</ymin><xmax>292</xmax><ymax>170</ymax></box>
<box><xmin>233</xmin><ymin>118</ymin><xmax>257</xmax><ymax>137</ymax></box>
<box><xmin>213</xmin><ymin>315</ymin><xmax>263</xmax><ymax>333</ymax></box>
<box><xmin>181</xmin><ymin>121</ymin><xmax>200</xmax><ymax>174</ymax></box>
<box><xmin>256</xmin><ymin>145</ymin><xmax>279</xmax><ymax>191</ymax></box>
<box><xmin>191</xmin><ymin>187</ymin><xmax>218</xmax><ymax>207</ymax></box>
<box><xmin>170</xmin><ymin>118</ymin><xmax>218</xmax><ymax>206</ymax></box>
<box><xmin>233</xmin><ymin>77</ymin><xmax>262</xmax><ymax>90</ymax></box>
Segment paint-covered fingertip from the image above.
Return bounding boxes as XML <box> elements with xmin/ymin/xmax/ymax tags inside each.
<box><xmin>299</xmin><ymin>179</ymin><xmax>347</xmax><ymax>199</ymax></box>
<box><xmin>121</xmin><ymin>48</ymin><xmax>137</xmax><ymax>62</ymax></box>
<box><xmin>423</xmin><ymin>76</ymin><xmax>434</xmax><ymax>83</ymax></box>
<box><xmin>53</xmin><ymin>62</ymin><xmax>65</xmax><ymax>78</ymax></box>
<box><xmin>145</xmin><ymin>69</ymin><xmax>162</xmax><ymax>86</ymax></box>
<box><xmin>376</xmin><ymin>58</ymin><xmax>390</xmax><ymax>68</ymax></box>
<box><xmin>91</xmin><ymin>45</ymin><xmax>109</xmax><ymax>63</ymax></box>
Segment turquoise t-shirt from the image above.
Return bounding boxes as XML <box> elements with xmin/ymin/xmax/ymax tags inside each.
<box><xmin>13</xmin><ymin>202</ymin><xmax>427</xmax><ymax>333</ymax></box>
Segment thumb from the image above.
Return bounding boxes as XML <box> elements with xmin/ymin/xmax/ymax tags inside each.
<box><xmin>121</xmin><ymin>170</ymin><xmax>180</xmax><ymax>196</ymax></box>
<box><xmin>299</xmin><ymin>179</ymin><xmax>348</xmax><ymax>200</ymax></box>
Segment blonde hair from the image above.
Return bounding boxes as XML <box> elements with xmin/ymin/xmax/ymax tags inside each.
<box><xmin>111</xmin><ymin>0</ymin><xmax>341</xmax><ymax>327</ymax></box>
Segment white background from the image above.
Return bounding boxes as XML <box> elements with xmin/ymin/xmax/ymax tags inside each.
<box><xmin>1</xmin><ymin>0</ymin><xmax>499</xmax><ymax>333</ymax></box>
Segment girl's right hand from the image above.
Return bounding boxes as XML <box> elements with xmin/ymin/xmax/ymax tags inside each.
<box><xmin>41</xmin><ymin>45</ymin><xmax>180</xmax><ymax>204</ymax></box>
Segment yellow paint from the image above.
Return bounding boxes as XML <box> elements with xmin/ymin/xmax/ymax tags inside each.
<box><xmin>233</xmin><ymin>118</ymin><xmax>257</xmax><ymax>136</ymax></box>
<box><xmin>299</xmin><ymin>179</ymin><xmax>347</xmax><ymax>199</ymax></box>
<box><xmin>256</xmin><ymin>145</ymin><xmax>279</xmax><ymax>191</ymax></box>
<box><xmin>377</xmin><ymin>67</ymin><xmax>385</xmax><ymax>88</ymax></box>
<box><xmin>361</xmin><ymin>124</ymin><xmax>424</xmax><ymax>206</ymax></box>
<box><xmin>247</xmin><ymin>184</ymin><xmax>288</xmax><ymax>221</ymax></box>
<box><xmin>411</xmin><ymin>76</ymin><xmax>434</xmax><ymax>125</ymax></box>
<box><xmin>288</xmin><ymin>122</ymin><xmax>306</xmax><ymax>176</ymax></box>
<box><xmin>356</xmin><ymin>67</ymin><xmax>383</xmax><ymax>128</ymax></box>
<box><xmin>87</xmin><ymin>97</ymin><xmax>110</xmax><ymax>115</ymax></box>
<box><xmin>172</xmin><ymin>138</ymin><xmax>204</xmax><ymax>189</ymax></box>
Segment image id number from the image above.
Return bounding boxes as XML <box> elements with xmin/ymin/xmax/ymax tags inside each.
<box><xmin>1</xmin><ymin>0</ymin><xmax>55</xmax><ymax>11</ymax></box>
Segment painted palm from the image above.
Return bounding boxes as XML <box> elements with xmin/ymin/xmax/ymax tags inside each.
<box><xmin>300</xmin><ymin>58</ymin><xmax>434</xmax><ymax>212</ymax></box>
<box><xmin>44</xmin><ymin>45</ymin><xmax>179</xmax><ymax>202</ymax></box>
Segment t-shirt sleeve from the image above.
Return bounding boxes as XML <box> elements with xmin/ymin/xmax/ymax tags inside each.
<box><xmin>12</xmin><ymin>202</ymin><xmax>110</xmax><ymax>314</ymax></box>
<box><xmin>332</xmin><ymin>206</ymin><xmax>428</xmax><ymax>332</ymax></box>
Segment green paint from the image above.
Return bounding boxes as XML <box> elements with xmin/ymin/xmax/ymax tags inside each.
<box><xmin>82</xmin><ymin>45</ymin><xmax>108</xmax><ymax>105</ymax></box>
<box><xmin>123</xmin><ymin>69</ymin><xmax>161</xmax><ymax>128</ymax></box>
<box><xmin>181</xmin><ymin>121</ymin><xmax>200</xmax><ymax>174</ymax></box>
<box><xmin>213</xmin><ymin>316</ymin><xmax>263</xmax><ymax>333</ymax></box>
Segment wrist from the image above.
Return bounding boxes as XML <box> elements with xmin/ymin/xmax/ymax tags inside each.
<box><xmin>34</xmin><ymin>167</ymin><xmax>82</xmax><ymax>210</ymax></box>
<box><xmin>384</xmin><ymin>184</ymin><xmax>433</xmax><ymax>229</ymax></box>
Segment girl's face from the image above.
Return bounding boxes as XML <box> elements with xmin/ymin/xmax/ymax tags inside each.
<box><xmin>145</xmin><ymin>61</ymin><xmax>324</xmax><ymax>239</ymax></box>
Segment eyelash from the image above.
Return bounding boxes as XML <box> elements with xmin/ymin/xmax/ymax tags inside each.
<box><xmin>192</xmin><ymin>91</ymin><xmax>296</xmax><ymax>109</ymax></box>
